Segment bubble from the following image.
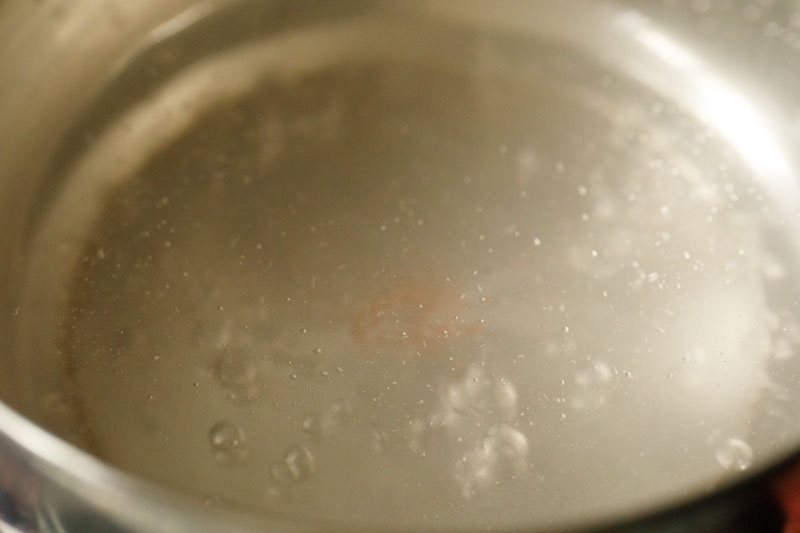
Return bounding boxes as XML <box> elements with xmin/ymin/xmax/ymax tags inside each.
<box><xmin>571</xmin><ymin>360</ymin><xmax>612</xmax><ymax>411</ymax></box>
<box><xmin>715</xmin><ymin>438</ymin><xmax>753</xmax><ymax>471</ymax></box>
<box><xmin>270</xmin><ymin>445</ymin><xmax>316</xmax><ymax>484</ymax></box>
<box><xmin>455</xmin><ymin>424</ymin><xmax>529</xmax><ymax>498</ymax></box>
<box><xmin>301</xmin><ymin>414</ymin><xmax>320</xmax><ymax>437</ymax></box>
<box><xmin>208</xmin><ymin>421</ymin><xmax>248</xmax><ymax>466</ymax></box>
<box><xmin>265</xmin><ymin>486</ymin><xmax>292</xmax><ymax>505</ymax></box>
<box><xmin>491</xmin><ymin>425</ymin><xmax>529</xmax><ymax>470</ymax></box>
<box><xmin>575</xmin><ymin>361</ymin><xmax>612</xmax><ymax>386</ymax></box>
<box><xmin>371</xmin><ymin>430</ymin><xmax>389</xmax><ymax>453</ymax></box>
<box><xmin>301</xmin><ymin>402</ymin><xmax>353</xmax><ymax>441</ymax></box>
<box><xmin>494</xmin><ymin>381</ymin><xmax>519</xmax><ymax>421</ymax></box>
<box><xmin>436</xmin><ymin>365</ymin><xmax>519</xmax><ymax>428</ymax></box>
<box><xmin>202</xmin><ymin>495</ymin><xmax>236</xmax><ymax>510</ymax></box>
<box><xmin>213</xmin><ymin>345</ymin><xmax>263</xmax><ymax>402</ymax></box>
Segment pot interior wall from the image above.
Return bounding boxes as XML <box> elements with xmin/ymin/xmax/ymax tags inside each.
<box><xmin>3</xmin><ymin>1</ymin><xmax>800</xmax><ymax>530</ymax></box>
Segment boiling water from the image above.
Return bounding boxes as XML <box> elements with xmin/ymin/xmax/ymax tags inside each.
<box><xmin>21</xmin><ymin>1</ymin><xmax>800</xmax><ymax>530</ymax></box>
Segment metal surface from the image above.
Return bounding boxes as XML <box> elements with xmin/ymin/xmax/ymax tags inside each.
<box><xmin>2</xmin><ymin>0</ymin><xmax>800</xmax><ymax>531</ymax></box>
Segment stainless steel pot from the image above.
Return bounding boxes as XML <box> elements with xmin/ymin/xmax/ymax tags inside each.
<box><xmin>2</xmin><ymin>1</ymin><xmax>800</xmax><ymax>531</ymax></box>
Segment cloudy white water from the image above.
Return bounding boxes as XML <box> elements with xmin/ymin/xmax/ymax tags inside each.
<box><xmin>17</xmin><ymin>2</ymin><xmax>800</xmax><ymax>530</ymax></box>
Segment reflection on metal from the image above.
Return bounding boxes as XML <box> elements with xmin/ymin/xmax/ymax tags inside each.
<box><xmin>3</xmin><ymin>1</ymin><xmax>800</xmax><ymax>531</ymax></box>
<box><xmin>635</xmin><ymin>24</ymin><xmax>699</xmax><ymax>69</ymax></box>
<box><xmin>622</xmin><ymin>12</ymin><xmax>795</xmax><ymax>204</ymax></box>
<box><xmin>428</xmin><ymin>0</ymin><xmax>799</xmax><ymax>214</ymax></box>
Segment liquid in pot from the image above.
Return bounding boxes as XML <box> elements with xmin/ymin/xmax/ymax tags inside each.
<box><xmin>19</xmin><ymin>2</ymin><xmax>800</xmax><ymax>530</ymax></box>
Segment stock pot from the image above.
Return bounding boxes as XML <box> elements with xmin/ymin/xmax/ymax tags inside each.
<box><xmin>2</xmin><ymin>1</ymin><xmax>800</xmax><ymax>531</ymax></box>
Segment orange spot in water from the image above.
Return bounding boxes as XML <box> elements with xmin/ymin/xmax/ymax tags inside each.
<box><xmin>348</xmin><ymin>277</ymin><xmax>483</xmax><ymax>353</ymax></box>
